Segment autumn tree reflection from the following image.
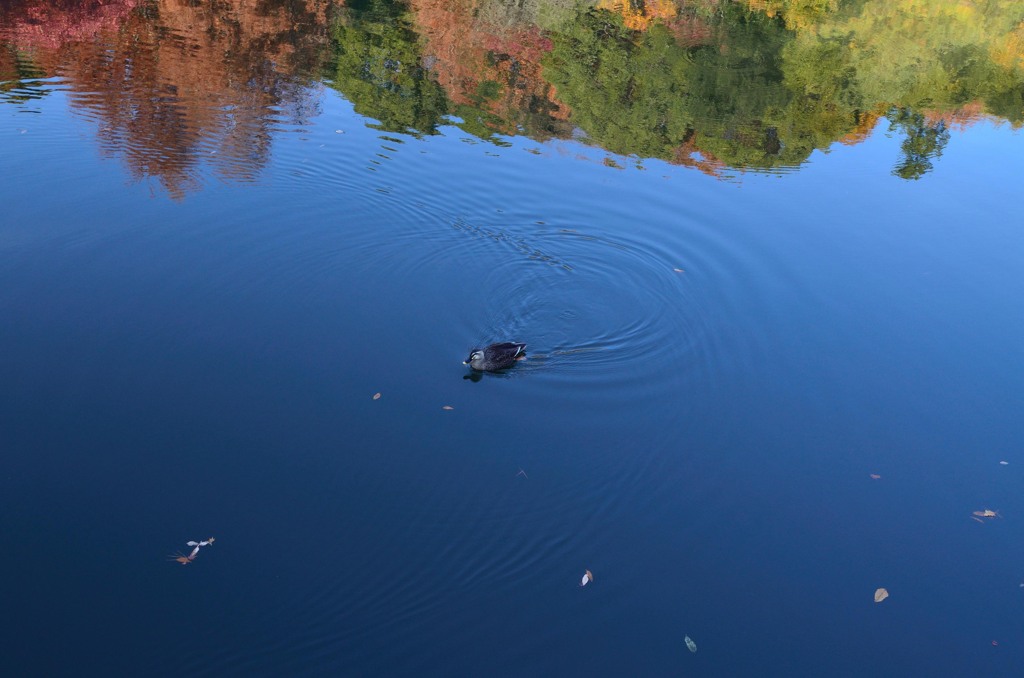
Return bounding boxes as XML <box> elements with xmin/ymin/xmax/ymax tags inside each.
<box><xmin>326</xmin><ymin>0</ymin><xmax>1024</xmax><ymax>177</ymax></box>
<box><xmin>3</xmin><ymin>0</ymin><xmax>1023</xmax><ymax>186</ymax></box>
<box><xmin>408</xmin><ymin>0</ymin><xmax>571</xmax><ymax>142</ymax></box>
<box><xmin>328</xmin><ymin>0</ymin><xmax>572</xmax><ymax>142</ymax></box>
<box><xmin>0</xmin><ymin>0</ymin><xmax>335</xmax><ymax>198</ymax></box>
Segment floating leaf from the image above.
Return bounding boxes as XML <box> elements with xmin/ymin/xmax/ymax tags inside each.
<box><xmin>372</xmin><ymin>393</ymin><xmax>381</xmax><ymax>400</ymax></box>
<box><xmin>999</xmin><ymin>461</ymin><xmax>1008</xmax><ymax>465</ymax></box>
<box><xmin>673</xmin><ymin>268</ymin><xmax>685</xmax><ymax>273</ymax></box>
<box><xmin>870</xmin><ymin>474</ymin><xmax>881</xmax><ymax>479</ymax></box>
<box><xmin>973</xmin><ymin>510</ymin><xmax>998</xmax><ymax>518</ymax></box>
<box><xmin>684</xmin><ymin>635</ymin><xmax>697</xmax><ymax>653</ymax></box>
<box><xmin>874</xmin><ymin>588</ymin><xmax>889</xmax><ymax>603</ymax></box>
<box><xmin>581</xmin><ymin>570</ymin><xmax>593</xmax><ymax>587</ymax></box>
<box><xmin>442</xmin><ymin>405</ymin><xmax>454</xmax><ymax>410</ymax></box>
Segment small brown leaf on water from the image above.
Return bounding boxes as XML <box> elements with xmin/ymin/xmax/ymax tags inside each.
<box><xmin>874</xmin><ymin>588</ymin><xmax>889</xmax><ymax>603</ymax></box>
<box><xmin>442</xmin><ymin>405</ymin><xmax>454</xmax><ymax>410</ymax></box>
<box><xmin>372</xmin><ymin>392</ymin><xmax>381</xmax><ymax>400</ymax></box>
<box><xmin>869</xmin><ymin>474</ymin><xmax>881</xmax><ymax>480</ymax></box>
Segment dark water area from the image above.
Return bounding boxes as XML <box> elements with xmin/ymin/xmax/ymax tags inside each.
<box><xmin>2</xmin><ymin>1</ymin><xmax>1024</xmax><ymax>675</ymax></box>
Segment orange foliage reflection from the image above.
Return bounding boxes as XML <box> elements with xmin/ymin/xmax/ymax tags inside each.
<box><xmin>409</xmin><ymin>0</ymin><xmax>571</xmax><ymax>139</ymax></box>
<box><xmin>0</xmin><ymin>0</ymin><xmax>334</xmax><ymax>198</ymax></box>
<box><xmin>596</xmin><ymin>0</ymin><xmax>677</xmax><ymax>32</ymax></box>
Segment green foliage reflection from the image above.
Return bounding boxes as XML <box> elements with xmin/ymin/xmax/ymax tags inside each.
<box><xmin>543</xmin><ymin>9</ymin><xmax>694</xmax><ymax>159</ymax></box>
<box><xmin>887</xmin><ymin>108</ymin><xmax>950</xmax><ymax>181</ymax></box>
<box><xmin>544</xmin><ymin>0</ymin><xmax>1023</xmax><ymax>174</ymax></box>
<box><xmin>329</xmin><ymin>0</ymin><xmax>449</xmax><ymax>135</ymax></box>
<box><xmin>325</xmin><ymin>0</ymin><xmax>1024</xmax><ymax>176</ymax></box>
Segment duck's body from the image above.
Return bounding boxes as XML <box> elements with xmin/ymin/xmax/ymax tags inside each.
<box><xmin>464</xmin><ymin>342</ymin><xmax>527</xmax><ymax>372</ymax></box>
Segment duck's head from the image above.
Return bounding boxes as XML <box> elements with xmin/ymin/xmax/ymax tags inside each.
<box><xmin>463</xmin><ymin>349</ymin><xmax>483</xmax><ymax>365</ymax></box>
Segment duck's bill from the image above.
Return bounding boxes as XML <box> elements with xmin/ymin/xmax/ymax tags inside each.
<box><xmin>462</xmin><ymin>361</ymin><xmax>468</xmax><ymax>365</ymax></box>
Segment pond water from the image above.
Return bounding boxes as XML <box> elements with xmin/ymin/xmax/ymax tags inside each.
<box><xmin>2</xmin><ymin>1</ymin><xmax>1023</xmax><ymax>675</ymax></box>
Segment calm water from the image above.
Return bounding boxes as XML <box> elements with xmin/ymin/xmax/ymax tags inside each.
<box><xmin>2</xmin><ymin>1</ymin><xmax>1024</xmax><ymax>675</ymax></box>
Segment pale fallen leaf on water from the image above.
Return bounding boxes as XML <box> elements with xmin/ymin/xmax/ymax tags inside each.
<box><xmin>684</xmin><ymin>635</ymin><xmax>697</xmax><ymax>653</ymax></box>
<box><xmin>173</xmin><ymin>537</ymin><xmax>216</xmax><ymax>564</ymax></box>
<box><xmin>581</xmin><ymin>570</ymin><xmax>593</xmax><ymax>587</ymax></box>
<box><xmin>870</xmin><ymin>474</ymin><xmax>881</xmax><ymax>480</ymax></box>
<box><xmin>442</xmin><ymin>405</ymin><xmax>454</xmax><ymax>410</ymax></box>
<box><xmin>874</xmin><ymin>588</ymin><xmax>889</xmax><ymax>603</ymax></box>
<box><xmin>973</xmin><ymin>510</ymin><xmax>998</xmax><ymax>518</ymax></box>
<box><xmin>372</xmin><ymin>393</ymin><xmax>381</xmax><ymax>400</ymax></box>
<box><xmin>673</xmin><ymin>268</ymin><xmax>685</xmax><ymax>273</ymax></box>
<box><xmin>999</xmin><ymin>461</ymin><xmax>1008</xmax><ymax>465</ymax></box>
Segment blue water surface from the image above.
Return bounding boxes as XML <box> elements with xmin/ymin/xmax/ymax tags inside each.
<box><xmin>2</xmin><ymin>18</ymin><xmax>1024</xmax><ymax>678</ymax></box>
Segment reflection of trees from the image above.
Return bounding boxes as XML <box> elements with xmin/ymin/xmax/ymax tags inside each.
<box><xmin>544</xmin><ymin>0</ymin><xmax>1024</xmax><ymax>176</ymax></box>
<box><xmin>595</xmin><ymin>0</ymin><xmax>678</xmax><ymax>31</ymax></box>
<box><xmin>329</xmin><ymin>0</ymin><xmax>450</xmax><ymax>135</ymax></box>
<box><xmin>4</xmin><ymin>0</ymin><xmax>1023</xmax><ymax>183</ymax></box>
<box><xmin>680</xmin><ymin>6</ymin><xmax>797</xmax><ymax>168</ymax></box>
<box><xmin>330</xmin><ymin>0</ymin><xmax>1024</xmax><ymax>176</ymax></box>
<box><xmin>781</xmin><ymin>0</ymin><xmax>1024</xmax><ymax>174</ymax></box>
<box><xmin>543</xmin><ymin>5</ymin><xmax>814</xmax><ymax>169</ymax></box>
<box><xmin>543</xmin><ymin>9</ymin><xmax>694</xmax><ymax>159</ymax></box>
<box><xmin>0</xmin><ymin>0</ymin><xmax>142</xmax><ymax>50</ymax></box>
<box><xmin>0</xmin><ymin>45</ymin><xmax>48</xmax><ymax>104</ymax></box>
<box><xmin>0</xmin><ymin>0</ymin><xmax>140</xmax><ymax>104</ymax></box>
<box><xmin>887</xmin><ymin>108</ymin><xmax>950</xmax><ymax>181</ymax></box>
<box><xmin>328</xmin><ymin>0</ymin><xmax>573</xmax><ymax>142</ymax></box>
<box><xmin>817</xmin><ymin>0</ymin><xmax>1024</xmax><ymax>122</ymax></box>
<box><xmin>0</xmin><ymin>0</ymin><xmax>335</xmax><ymax>198</ymax></box>
<box><xmin>409</xmin><ymin>0</ymin><xmax>571</xmax><ymax>141</ymax></box>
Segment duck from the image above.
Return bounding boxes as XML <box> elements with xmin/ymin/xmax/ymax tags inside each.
<box><xmin>463</xmin><ymin>342</ymin><xmax>527</xmax><ymax>372</ymax></box>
